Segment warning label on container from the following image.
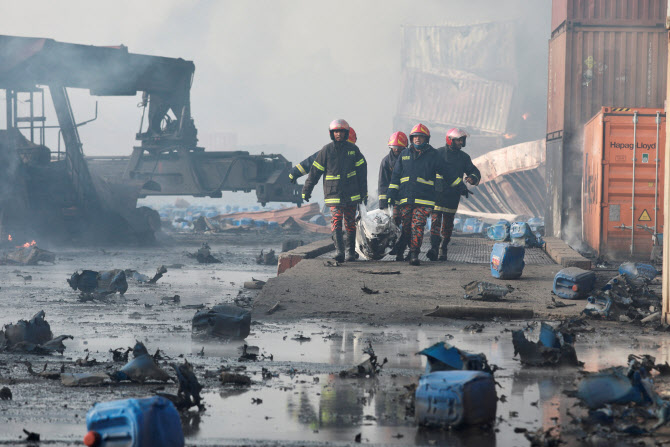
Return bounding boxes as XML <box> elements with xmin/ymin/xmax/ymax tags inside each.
<box><xmin>642</xmin><ymin>153</ymin><xmax>649</xmax><ymax>163</ymax></box>
<box><xmin>639</xmin><ymin>209</ymin><xmax>651</xmax><ymax>221</ymax></box>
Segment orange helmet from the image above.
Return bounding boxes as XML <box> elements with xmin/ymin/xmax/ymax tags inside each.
<box><xmin>388</xmin><ymin>131</ymin><xmax>408</xmax><ymax>148</ymax></box>
<box><xmin>410</xmin><ymin>123</ymin><xmax>430</xmax><ymax>143</ymax></box>
<box><xmin>329</xmin><ymin>119</ymin><xmax>350</xmax><ymax>141</ymax></box>
<box><xmin>446</xmin><ymin>127</ymin><xmax>469</xmax><ymax>146</ymax></box>
<box><xmin>347</xmin><ymin>127</ymin><xmax>357</xmax><ymax>144</ymax></box>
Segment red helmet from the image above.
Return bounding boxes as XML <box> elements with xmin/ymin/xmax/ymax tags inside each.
<box><xmin>388</xmin><ymin>131</ymin><xmax>408</xmax><ymax>148</ymax></box>
<box><xmin>347</xmin><ymin>127</ymin><xmax>357</xmax><ymax>144</ymax></box>
<box><xmin>410</xmin><ymin>123</ymin><xmax>430</xmax><ymax>143</ymax></box>
<box><xmin>329</xmin><ymin>119</ymin><xmax>350</xmax><ymax>141</ymax></box>
<box><xmin>446</xmin><ymin>127</ymin><xmax>469</xmax><ymax>146</ymax></box>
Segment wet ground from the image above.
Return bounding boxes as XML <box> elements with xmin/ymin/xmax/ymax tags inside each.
<box><xmin>0</xmin><ymin>234</ymin><xmax>668</xmax><ymax>446</ymax></box>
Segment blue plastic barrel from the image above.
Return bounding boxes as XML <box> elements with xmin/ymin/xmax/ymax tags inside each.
<box><xmin>553</xmin><ymin>267</ymin><xmax>596</xmax><ymax>299</ymax></box>
<box><xmin>490</xmin><ymin>243</ymin><xmax>525</xmax><ymax>279</ymax></box>
<box><xmin>254</xmin><ymin>219</ymin><xmax>267</xmax><ymax>228</ymax></box>
<box><xmin>415</xmin><ymin>371</ymin><xmax>497</xmax><ymax>428</ymax></box>
<box><xmin>240</xmin><ymin>217</ymin><xmax>253</xmax><ymax>226</ymax></box>
<box><xmin>85</xmin><ymin>396</ymin><xmax>184</xmax><ymax>447</ymax></box>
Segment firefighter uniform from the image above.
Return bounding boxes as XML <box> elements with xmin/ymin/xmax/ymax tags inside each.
<box><xmin>289</xmin><ymin>128</ymin><xmax>357</xmax><ymax>184</ymax></box>
<box><xmin>303</xmin><ymin>121</ymin><xmax>367</xmax><ymax>262</ymax></box>
<box><xmin>386</xmin><ymin>143</ymin><xmax>461</xmax><ymax>265</ymax></box>
<box><xmin>378</xmin><ymin>149</ymin><xmax>401</xmax><ymax>224</ymax></box>
<box><xmin>431</xmin><ymin>141</ymin><xmax>481</xmax><ymax>260</ymax></box>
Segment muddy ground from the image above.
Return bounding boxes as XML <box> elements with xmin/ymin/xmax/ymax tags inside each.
<box><xmin>0</xmin><ymin>232</ymin><xmax>669</xmax><ymax>446</ymax></box>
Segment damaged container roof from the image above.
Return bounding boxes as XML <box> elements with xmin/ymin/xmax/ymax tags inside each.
<box><xmin>396</xmin><ymin>68</ymin><xmax>514</xmax><ymax>135</ymax></box>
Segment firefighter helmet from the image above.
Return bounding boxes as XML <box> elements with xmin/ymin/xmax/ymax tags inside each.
<box><xmin>388</xmin><ymin>131</ymin><xmax>408</xmax><ymax>148</ymax></box>
<box><xmin>329</xmin><ymin>119</ymin><xmax>350</xmax><ymax>141</ymax></box>
<box><xmin>347</xmin><ymin>127</ymin><xmax>357</xmax><ymax>144</ymax></box>
<box><xmin>410</xmin><ymin>123</ymin><xmax>430</xmax><ymax>143</ymax></box>
<box><xmin>446</xmin><ymin>127</ymin><xmax>469</xmax><ymax>146</ymax></box>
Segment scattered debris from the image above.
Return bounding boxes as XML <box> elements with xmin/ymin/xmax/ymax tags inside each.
<box><xmin>361</xmin><ymin>284</ymin><xmax>379</xmax><ymax>295</ymax></box>
<box><xmin>463</xmin><ymin>323</ymin><xmax>485</xmax><ymax>333</ymax></box>
<box><xmin>4</xmin><ymin>245</ymin><xmax>55</xmax><ymax>265</ymax></box>
<box><xmin>547</xmin><ymin>296</ymin><xmax>577</xmax><ymax>309</ymax></box>
<box><xmin>251</xmin><ymin>397</ymin><xmax>263</xmax><ymax>405</ymax></box>
<box><xmin>524</xmin><ymin>426</ymin><xmax>561</xmax><ymax>447</ymax></box>
<box><xmin>0</xmin><ymin>387</ymin><xmax>11</xmax><ymax>400</ymax></box>
<box><xmin>292</xmin><ymin>333</ymin><xmax>311</xmax><ymax>342</ymax></box>
<box><xmin>358</xmin><ymin>270</ymin><xmax>401</xmax><ymax>275</ymax></box>
<box><xmin>266</xmin><ymin>301</ymin><xmax>282</xmax><ymax>315</ymax></box>
<box><xmin>25</xmin><ymin>361</ymin><xmax>62</xmax><ymax>380</ymax></box>
<box><xmin>323</xmin><ymin>260</ymin><xmax>340</xmax><ymax>267</ymax></box>
<box><xmin>67</xmin><ymin>269</ymin><xmax>128</xmax><ymax>296</ymax></box>
<box><xmin>160</xmin><ymin>294</ymin><xmax>181</xmax><ymax>304</ymax></box>
<box><xmin>111</xmin><ymin>347</ymin><xmax>131</xmax><ymax>363</ymax></box>
<box><xmin>192</xmin><ymin>243</ymin><xmax>221</xmax><ymax>264</ymax></box>
<box><xmin>125</xmin><ymin>265</ymin><xmax>167</xmax><ymax>284</ymax></box>
<box><xmin>75</xmin><ymin>353</ymin><xmax>99</xmax><ymax>367</ymax></box>
<box><xmin>340</xmin><ymin>342</ymin><xmax>387</xmax><ymax>378</ymax></box>
<box><xmin>110</xmin><ymin>341</ymin><xmax>171</xmax><ymax>383</ymax></box>
<box><xmin>256</xmin><ymin>249</ymin><xmax>277</xmax><ymax>265</ymax></box>
<box><xmin>0</xmin><ymin>311</ymin><xmax>72</xmax><ymax>354</ymax></box>
<box><xmin>462</xmin><ymin>281</ymin><xmax>514</xmax><ymax>301</ymax></box>
<box><xmin>583</xmin><ymin>271</ymin><xmax>660</xmax><ymax>322</ymax></box>
<box><xmin>192</xmin><ymin>304</ymin><xmax>251</xmax><ymax>339</ymax></box>
<box><xmin>220</xmin><ymin>372</ymin><xmax>251</xmax><ymax>386</ymax></box>
<box><xmin>61</xmin><ymin>372</ymin><xmax>110</xmax><ymax>387</ymax></box>
<box><xmin>512</xmin><ymin>322</ymin><xmax>581</xmax><ymax>367</ymax></box>
<box><xmin>418</xmin><ymin>342</ymin><xmax>496</xmax><ymax>374</ymax></box>
<box><xmin>244</xmin><ymin>279</ymin><xmax>266</xmax><ymax>289</ymax></box>
<box><xmin>157</xmin><ymin>360</ymin><xmax>204</xmax><ymax>411</ymax></box>
<box><xmin>22</xmin><ymin>429</ymin><xmax>40</xmax><ymax>442</ymax></box>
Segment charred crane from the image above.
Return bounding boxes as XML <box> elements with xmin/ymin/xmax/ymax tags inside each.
<box><xmin>0</xmin><ymin>35</ymin><xmax>301</xmax><ymax>243</ymax></box>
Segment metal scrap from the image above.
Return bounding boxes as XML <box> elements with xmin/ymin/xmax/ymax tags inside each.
<box><xmin>0</xmin><ymin>311</ymin><xmax>72</xmax><ymax>355</ymax></box>
<box><xmin>339</xmin><ymin>342</ymin><xmax>387</xmax><ymax>378</ymax></box>
<box><xmin>512</xmin><ymin>322</ymin><xmax>581</xmax><ymax>367</ymax></box>
<box><xmin>462</xmin><ymin>280</ymin><xmax>514</xmax><ymax>301</ymax></box>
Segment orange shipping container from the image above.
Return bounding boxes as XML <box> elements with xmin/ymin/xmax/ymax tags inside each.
<box><xmin>582</xmin><ymin>107</ymin><xmax>665</xmax><ymax>259</ymax></box>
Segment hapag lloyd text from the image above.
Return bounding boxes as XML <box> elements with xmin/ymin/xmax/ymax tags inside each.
<box><xmin>610</xmin><ymin>141</ymin><xmax>656</xmax><ymax>150</ymax></box>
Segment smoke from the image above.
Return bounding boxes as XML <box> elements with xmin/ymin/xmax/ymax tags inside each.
<box><xmin>0</xmin><ymin>0</ymin><xmax>550</xmax><ymax>204</ymax></box>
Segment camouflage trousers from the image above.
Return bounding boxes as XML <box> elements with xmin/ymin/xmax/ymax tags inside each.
<box><xmin>399</xmin><ymin>204</ymin><xmax>432</xmax><ymax>252</ymax></box>
<box><xmin>330</xmin><ymin>205</ymin><xmax>357</xmax><ymax>233</ymax></box>
<box><xmin>430</xmin><ymin>210</ymin><xmax>456</xmax><ymax>242</ymax></box>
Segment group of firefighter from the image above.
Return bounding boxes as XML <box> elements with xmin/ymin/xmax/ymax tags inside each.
<box><xmin>288</xmin><ymin>119</ymin><xmax>480</xmax><ymax>266</ymax></box>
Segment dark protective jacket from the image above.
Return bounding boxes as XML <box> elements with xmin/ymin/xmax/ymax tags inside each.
<box><xmin>302</xmin><ymin>141</ymin><xmax>367</xmax><ymax>206</ymax></box>
<box><xmin>289</xmin><ymin>151</ymin><xmax>319</xmax><ymax>181</ymax></box>
<box><xmin>377</xmin><ymin>149</ymin><xmax>400</xmax><ymax>209</ymax></box>
<box><xmin>386</xmin><ymin>144</ymin><xmax>461</xmax><ymax>208</ymax></box>
<box><xmin>434</xmin><ymin>146</ymin><xmax>481</xmax><ymax>213</ymax></box>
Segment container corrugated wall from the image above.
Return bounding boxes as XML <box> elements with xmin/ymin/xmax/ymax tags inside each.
<box><xmin>582</xmin><ymin>107</ymin><xmax>665</xmax><ymax>258</ymax></box>
<box><xmin>545</xmin><ymin>0</ymin><xmax>667</xmax><ymax>238</ymax></box>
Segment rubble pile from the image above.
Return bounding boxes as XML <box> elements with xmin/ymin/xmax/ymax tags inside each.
<box><xmin>0</xmin><ymin>311</ymin><xmax>72</xmax><ymax>355</ymax></box>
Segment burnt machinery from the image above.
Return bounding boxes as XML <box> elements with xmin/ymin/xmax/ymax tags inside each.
<box><xmin>0</xmin><ymin>36</ymin><xmax>301</xmax><ymax>232</ymax></box>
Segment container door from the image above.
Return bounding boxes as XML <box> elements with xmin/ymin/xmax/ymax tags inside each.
<box><xmin>602</xmin><ymin>110</ymin><xmax>665</xmax><ymax>258</ymax></box>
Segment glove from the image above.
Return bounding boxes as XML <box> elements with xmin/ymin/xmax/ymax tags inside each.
<box><xmin>302</xmin><ymin>192</ymin><xmax>311</xmax><ymax>202</ymax></box>
<box><xmin>363</xmin><ymin>195</ymin><xmax>368</xmax><ymax>206</ymax></box>
<box><xmin>379</xmin><ymin>199</ymin><xmax>387</xmax><ymax>210</ymax></box>
<box><xmin>289</xmin><ymin>173</ymin><xmax>297</xmax><ymax>184</ymax></box>
<box><xmin>457</xmin><ymin>182</ymin><xmax>469</xmax><ymax>197</ymax></box>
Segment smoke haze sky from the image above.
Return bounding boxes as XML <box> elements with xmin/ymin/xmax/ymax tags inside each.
<box><xmin>0</xmin><ymin>0</ymin><xmax>550</xmax><ymax>201</ymax></box>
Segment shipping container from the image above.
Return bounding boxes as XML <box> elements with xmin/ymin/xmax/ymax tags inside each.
<box><xmin>547</xmin><ymin>26</ymin><xmax>667</xmax><ymax>135</ymax></box>
<box><xmin>582</xmin><ymin>107</ymin><xmax>665</xmax><ymax>259</ymax></box>
<box><xmin>552</xmin><ymin>0</ymin><xmax>666</xmax><ymax>35</ymax></box>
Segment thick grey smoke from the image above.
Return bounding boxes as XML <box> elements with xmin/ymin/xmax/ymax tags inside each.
<box><xmin>0</xmin><ymin>0</ymin><xmax>550</xmax><ymax>203</ymax></box>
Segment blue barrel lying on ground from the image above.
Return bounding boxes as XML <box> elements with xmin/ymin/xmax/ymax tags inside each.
<box><xmin>486</xmin><ymin>220</ymin><xmax>510</xmax><ymax>242</ymax></box>
<box><xmin>553</xmin><ymin>267</ymin><xmax>596</xmax><ymax>299</ymax></box>
<box><xmin>510</xmin><ymin>221</ymin><xmax>543</xmax><ymax>247</ymax></box>
<box><xmin>84</xmin><ymin>396</ymin><xmax>184</xmax><ymax>447</ymax></box>
<box><xmin>490</xmin><ymin>243</ymin><xmax>525</xmax><ymax>279</ymax></box>
<box><xmin>415</xmin><ymin>371</ymin><xmax>497</xmax><ymax>428</ymax></box>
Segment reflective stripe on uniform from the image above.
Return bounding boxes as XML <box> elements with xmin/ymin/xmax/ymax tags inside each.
<box><xmin>398</xmin><ymin>198</ymin><xmax>408</xmax><ymax>204</ymax></box>
<box><xmin>400</xmin><ymin>177</ymin><xmax>410</xmax><ymax>183</ymax></box>
<box><xmin>378</xmin><ymin>194</ymin><xmax>387</xmax><ymax>200</ymax></box>
<box><xmin>451</xmin><ymin>177</ymin><xmax>462</xmax><ymax>186</ymax></box>
<box><xmin>417</xmin><ymin>177</ymin><xmax>434</xmax><ymax>186</ymax></box>
<box><xmin>355</xmin><ymin>158</ymin><xmax>365</xmax><ymax>167</ymax></box>
<box><xmin>313</xmin><ymin>161</ymin><xmax>325</xmax><ymax>171</ymax></box>
<box><xmin>415</xmin><ymin>199</ymin><xmax>435</xmax><ymax>206</ymax></box>
<box><xmin>324</xmin><ymin>198</ymin><xmax>341</xmax><ymax>204</ymax></box>
<box><xmin>289</xmin><ymin>173</ymin><xmax>294</xmax><ymax>180</ymax></box>
<box><xmin>388</xmin><ymin>183</ymin><xmax>399</xmax><ymax>189</ymax></box>
<box><xmin>434</xmin><ymin>206</ymin><xmax>457</xmax><ymax>213</ymax></box>
<box><xmin>351</xmin><ymin>194</ymin><xmax>361</xmax><ymax>201</ymax></box>
<box><xmin>436</xmin><ymin>173</ymin><xmax>443</xmax><ymax>179</ymax></box>
<box><xmin>347</xmin><ymin>171</ymin><xmax>356</xmax><ymax>178</ymax></box>
<box><xmin>325</xmin><ymin>175</ymin><xmax>341</xmax><ymax>180</ymax></box>
<box><xmin>470</xmin><ymin>173</ymin><xmax>479</xmax><ymax>179</ymax></box>
<box><xmin>297</xmin><ymin>164</ymin><xmax>307</xmax><ymax>175</ymax></box>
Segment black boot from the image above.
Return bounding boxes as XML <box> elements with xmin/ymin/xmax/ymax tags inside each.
<box><xmin>345</xmin><ymin>232</ymin><xmax>357</xmax><ymax>262</ymax></box>
<box><xmin>409</xmin><ymin>250</ymin><xmax>421</xmax><ymax>266</ymax></box>
<box><xmin>333</xmin><ymin>229</ymin><xmax>345</xmax><ymax>263</ymax></box>
<box><xmin>394</xmin><ymin>235</ymin><xmax>407</xmax><ymax>261</ymax></box>
<box><xmin>438</xmin><ymin>239</ymin><xmax>449</xmax><ymax>261</ymax></box>
<box><xmin>426</xmin><ymin>235</ymin><xmax>441</xmax><ymax>261</ymax></box>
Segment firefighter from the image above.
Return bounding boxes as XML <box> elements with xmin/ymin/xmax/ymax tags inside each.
<box><xmin>386</xmin><ymin>123</ymin><xmax>465</xmax><ymax>266</ymax></box>
<box><xmin>428</xmin><ymin>127</ymin><xmax>481</xmax><ymax>261</ymax></box>
<box><xmin>289</xmin><ymin>128</ymin><xmax>357</xmax><ymax>183</ymax></box>
<box><xmin>378</xmin><ymin>131</ymin><xmax>408</xmax><ymax>260</ymax></box>
<box><xmin>302</xmin><ymin>120</ymin><xmax>367</xmax><ymax>263</ymax></box>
